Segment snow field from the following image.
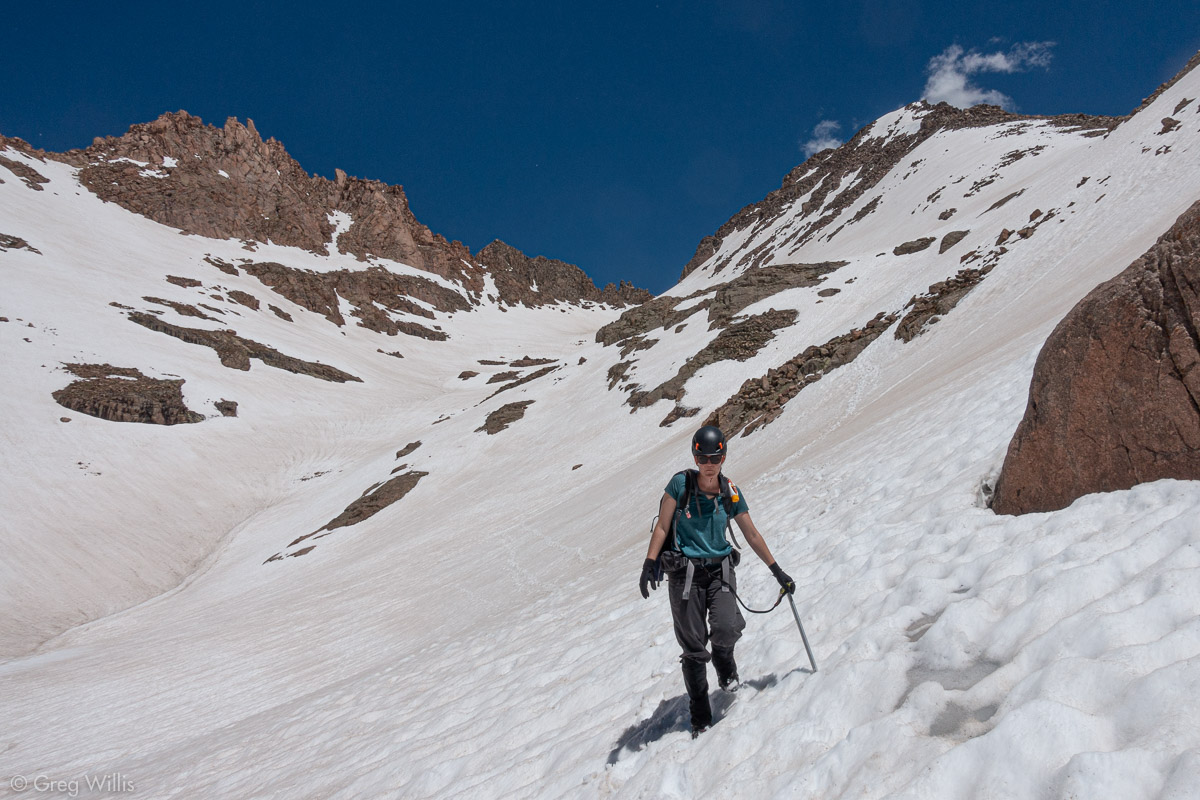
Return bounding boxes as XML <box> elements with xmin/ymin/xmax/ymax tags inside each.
<box><xmin>2</xmin><ymin>63</ymin><xmax>1200</xmax><ymax>798</ymax></box>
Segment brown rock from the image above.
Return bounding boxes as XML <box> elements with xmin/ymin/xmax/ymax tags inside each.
<box><xmin>485</xmin><ymin>365</ymin><xmax>558</xmax><ymax>400</ymax></box>
<box><xmin>705</xmin><ymin>311</ymin><xmax>898</xmax><ymax>437</ymax></box>
<box><xmin>475</xmin><ymin>240</ymin><xmax>651</xmax><ymax>308</ymax></box>
<box><xmin>227</xmin><ymin>290</ymin><xmax>260</xmax><ymax>310</ymax></box>
<box><xmin>53</xmin><ymin>364</ymin><xmax>205</xmax><ymax>425</ymax></box>
<box><xmin>143</xmin><ymin>296</ymin><xmax>218</xmax><ymax>321</ymax></box>
<box><xmin>629</xmin><ymin>309</ymin><xmax>799</xmax><ymax>417</ymax></box>
<box><xmin>894</xmin><ymin>267</ymin><xmax>991</xmax><ymax>342</ymax></box>
<box><xmin>993</xmin><ymin>199</ymin><xmax>1200</xmax><ymax>515</ymax></box>
<box><xmin>0</xmin><ymin>155</ymin><xmax>49</xmax><ymax>190</ymax></box>
<box><xmin>128</xmin><ymin>311</ymin><xmax>361</xmax><ymax>382</ymax></box>
<box><xmin>0</xmin><ymin>233</ymin><xmax>42</xmax><ymax>254</ymax></box>
<box><xmin>289</xmin><ymin>471</ymin><xmax>430</xmax><ymax>550</ymax></box>
<box><xmin>476</xmin><ymin>400</ymin><xmax>535</xmax><ymax>434</ymax></box>
<box><xmin>894</xmin><ymin>237</ymin><xmax>936</xmax><ymax>256</ymax></box>
<box><xmin>939</xmin><ymin>230</ymin><xmax>971</xmax><ymax>254</ymax></box>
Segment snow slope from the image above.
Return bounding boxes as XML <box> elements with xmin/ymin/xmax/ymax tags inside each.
<box><xmin>2</xmin><ymin>63</ymin><xmax>1200</xmax><ymax>799</ymax></box>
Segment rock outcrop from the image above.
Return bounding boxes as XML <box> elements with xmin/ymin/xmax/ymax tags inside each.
<box><xmin>894</xmin><ymin>266</ymin><xmax>993</xmax><ymax>342</ymax></box>
<box><xmin>128</xmin><ymin>312</ymin><xmax>361</xmax><ymax>382</ymax></box>
<box><xmin>237</xmin><ymin>260</ymin><xmax>459</xmax><ymax>339</ymax></box>
<box><xmin>52</xmin><ymin>364</ymin><xmax>205</xmax><ymax>425</ymax></box>
<box><xmin>475</xmin><ymin>240</ymin><xmax>650</xmax><ymax>308</ymax></box>
<box><xmin>0</xmin><ymin>233</ymin><xmax>41</xmax><ymax>254</ymax></box>
<box><xmin>992</xmin><ymin>200</ymin><xmax>1200</xmax><ymax>515</ymax></box>
<box><xmin>597</xmin><ymin>261</ymin><xmax>845</xmax><ymax>347</ymax></box>
<box><xmin>628</xmin><ymin>309</ymin><xmax>799</xmax><ymax>419</ymax></box>
<box><xmin>704</xmin><ymin>312</ymin><xmax>898</xmax><ymax>436</ymax></box>
<box><xmin>477</xmin><ymin>401</ymin><xmax>535</xmax><ymax>434</ymax></box>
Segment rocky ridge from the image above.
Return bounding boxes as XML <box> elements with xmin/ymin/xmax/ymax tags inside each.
<box><xmin>678</xmin><ymin>103</ymin><xmax>1117</xmax><ymax>280</ymax></box>
<box><xmin>1</xmin><ymin>112</ymin><xmax>647</xmax><ymax>313</ymax></box>
<box><xmin>475</xmin><ymin>240</ymin><xmax>651</xmax><ymax>308</ymax></box>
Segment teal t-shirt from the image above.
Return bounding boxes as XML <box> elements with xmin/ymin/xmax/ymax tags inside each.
<box><xmin>666</xmin><ymin>472</ymin><xmax>749</xmax><ymax>559</ymax></box>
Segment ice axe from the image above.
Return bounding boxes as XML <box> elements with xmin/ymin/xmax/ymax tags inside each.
<box><xmin>785</xmin><ymin>592</ymin><xmax>818</xmax><ymax>672</ymax></box>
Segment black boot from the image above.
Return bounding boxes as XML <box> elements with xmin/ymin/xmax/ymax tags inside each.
<box><xmin>681</xmin><ymin>658</ymin><xmax>712</xmax><ymax>734</ymax></box>
<box><xmin>713</xmin><ymin>646</ymin><xmax>740</xmax><ymax>691</ymax></box>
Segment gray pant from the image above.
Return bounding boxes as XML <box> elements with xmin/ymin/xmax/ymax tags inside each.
<box><xmin>667</xmin><ymin>559</ymin><xmax>746</xmax><ymax>663</ymax></box>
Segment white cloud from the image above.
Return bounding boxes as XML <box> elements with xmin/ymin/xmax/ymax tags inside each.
<box><xmin>802</xmin><ymin>120</ymin><xmax>843</xmax><ymax>158</ymax></box>
<box><xmin>922</xmin><ymin>41</ymin><xmax>1055</xmax><ymax>110</ymax></box>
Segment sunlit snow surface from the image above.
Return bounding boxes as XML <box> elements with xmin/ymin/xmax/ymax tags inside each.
<box><xmin>2</xmin><ymin>69</ymin><xmax>1200</xmax><ymax>799</ymax></box>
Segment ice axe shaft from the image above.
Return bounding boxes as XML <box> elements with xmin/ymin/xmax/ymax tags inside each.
<box><xmin>786</xmin><ymin>594</ymin><xmax>818</xmax><ymax>672</ymax></box>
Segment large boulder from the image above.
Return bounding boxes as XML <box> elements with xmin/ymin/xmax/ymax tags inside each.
<box><xmin>992</xmin><ymin>200</ymin><xmax>1200</xmax><ymax>514</ymax></box>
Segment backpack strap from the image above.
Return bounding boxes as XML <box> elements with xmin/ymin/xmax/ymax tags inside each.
<box><xmin>718</xmin><ymin>473</ymin><xmax>743</xmax><ymax>550</ymax></box>
<box><xmin>664</xmin><ymin>469</ymin><xmax>696</xmax><ymax>553</ymax></box>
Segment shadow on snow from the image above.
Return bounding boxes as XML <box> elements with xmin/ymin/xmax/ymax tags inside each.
<box><xmin>606</xmin><ymin>669</ymin><xmax>809</xmax><ymax>764</ymax></box>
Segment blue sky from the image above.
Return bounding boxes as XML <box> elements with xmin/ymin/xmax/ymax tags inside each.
<box><xmin>3</xmin><ymin>2</ymin><xmax>1198</xmax><ymax>293</ymax></box>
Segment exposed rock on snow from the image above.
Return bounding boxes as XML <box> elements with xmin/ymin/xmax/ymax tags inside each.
<box><xmin>269</xmin><ymin>470</ymin><xmax>431</xmax><ymax>561</ymax></box>
<box><xmin>240</xmin><ymin>260</ymin><xmax>465</xmax><ymax>332</ymax></box>
<box><xmin>629</xmin><ymin>308</ymin><xmax>798</xmax><ymax>417</ymax></box>
<box><xmin>396</xmin><ymin>441</ymin><xmax>422</xmax><ymax>458</ymax></box>
<box><xmin>0</xmin><ymin>152</ymin><xmax>50</xmax><ymax>190</ymax></box>
<box><xmin>595</xmin><ymin>292</ymin><xmax>704</xmax><ymax>347</ymax></box>
<box><xmin>476</xmin><ymin>400</ymin><xmax>535</xmax><ymax>434</ymax></box>
<box><xmin>894</xmin><ymin>236</ymin><xmax>936</xmax><ymax>256</ymax></box>
<box><xmin>509</xmin><ymin>355</ymin><xmax>557</xmax><ymax>367</ymax></box>
<box><xmin>484</xmin><ymin>365</ymin><xmax>559</xmax><ymax>400</ymax></box>
<box><xmin>938</xmin><ymin>230</ymin><xmax>971</xmax><ymax>254</ymax></box>
<box><xmin>994</xmin><ymin>199</ymin><xmax>1200</xmax><ymax>514</ymax></box>
<box><xmin>128</xmin><ymin>311</ymin><xmax>361</xmax><ymax>382</ymax></box>
<box><xmin>52</xmin><ymin>363</ymin><xmax>205</xmax><ymax>425</ymax></box>
<box><xmin>226</xmin><ymin>290</ymin><xmax>259</xmax><ymax>310</ymax></box>
<box><xmin>704</xmin><ymin>261</ymin><xmax>846</xmax><ymax>329</ymax></box>
<box><xmin>894</xmin><ymin>266</ymin><xmax>993</xmax><ymax>342</ymax></box>
<box><xmin>0</xmin><ymin>233</ymin><xmax>41</xmax><ymax>254</ymax></box>
<box><xmin>142</xmin><ymin>295</ymin><xmax>220</xmax><ymax>321</ymax></box>
<box><xmin>597</xmin><ymin>261</ymin><xmax>845</xmax><ymax>347</ymax></box>
<box><xmin>312</xmin><ymin>471</ymin><xmax>428</xmax><ymax>535</ymax></box>
<box><xmin>704</xmin><ymin>312</ymin><xmax>898</xmax><ymax>436</ymax></box>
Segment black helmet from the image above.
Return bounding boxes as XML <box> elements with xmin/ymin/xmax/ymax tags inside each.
<box><xmin>691</xmin><ymin>425</ymin><xmax>727</xmax><ymax>457</ymax></box>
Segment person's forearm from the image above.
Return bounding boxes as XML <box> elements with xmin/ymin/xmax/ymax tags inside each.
<box><xmin>744</xmin><ymin>530</ymin><xmax>775</xmax><ymax>565</ymax></box>
<box><xmin>646</xmin><ymin>526</ymin><xmax>670</xmax><ymax>560</ymax></box>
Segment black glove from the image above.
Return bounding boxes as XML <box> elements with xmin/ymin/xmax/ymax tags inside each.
<box><xmin>769</xmin><ymin>562</ymin><xmax>795</xmax><ymax>594</ymax></box>
<box><xmin>639</xmin><ymin>558</ymin><xmax>659</xmax><ymax>599</ymax></box>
